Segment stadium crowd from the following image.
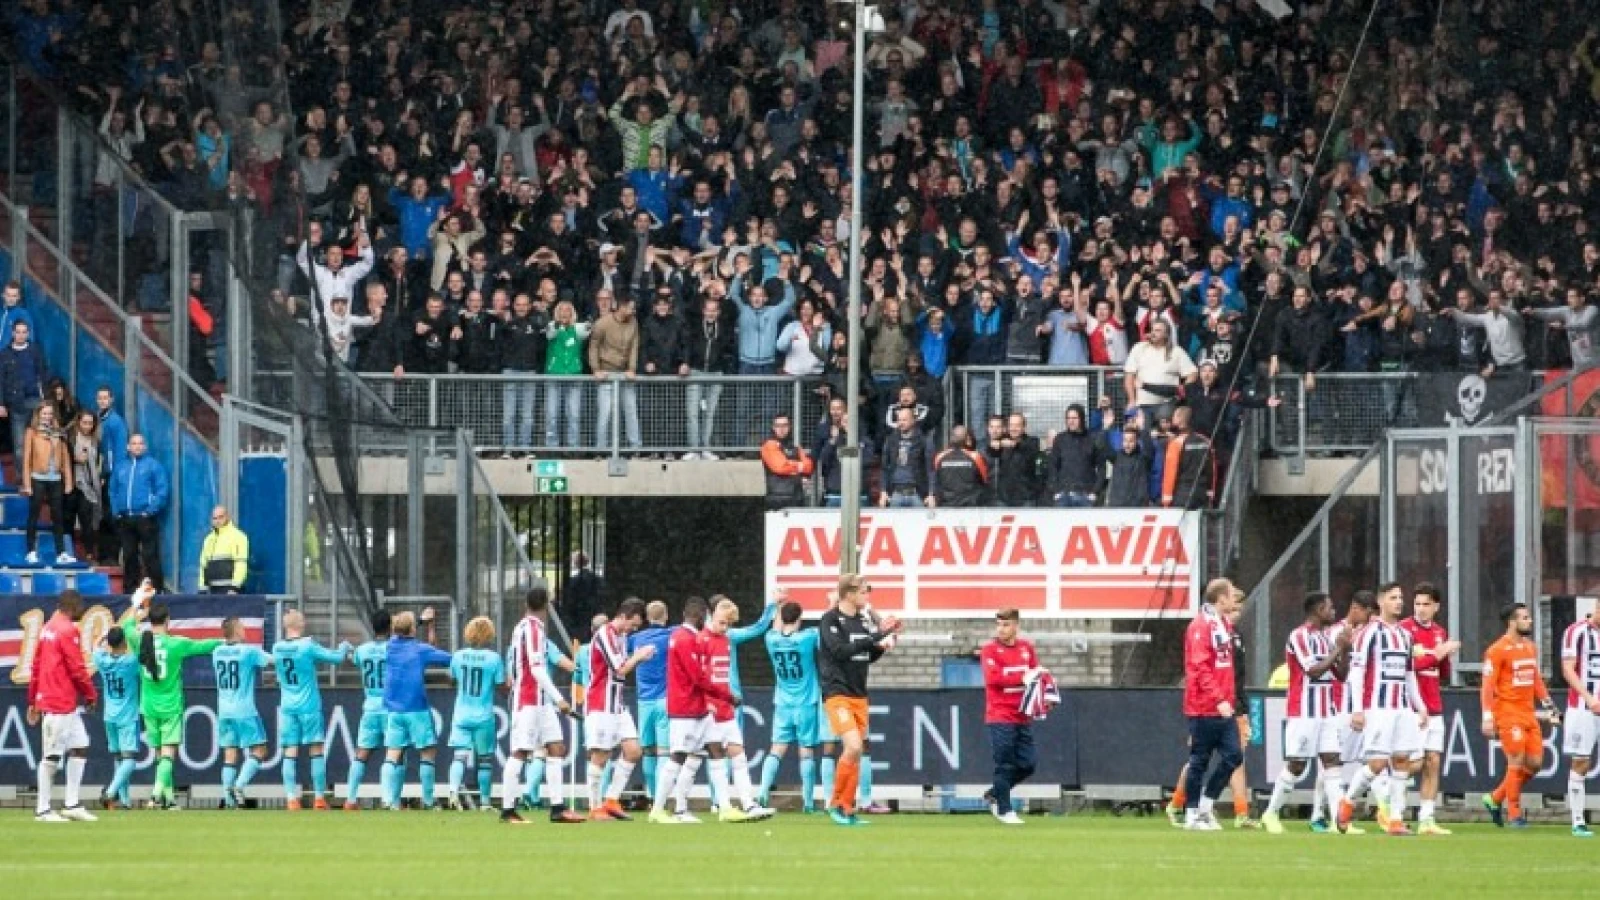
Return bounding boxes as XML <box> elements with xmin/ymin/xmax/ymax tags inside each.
<box><xmin>8</xmin><ymin>0</ymin><xmax>1600</xmax><ymax>489</ymax></box>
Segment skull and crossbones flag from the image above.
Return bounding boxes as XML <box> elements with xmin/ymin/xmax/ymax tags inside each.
<box><xmin>1416</xmin><ymin>372</ymin><xmax>1532</xmax><ymax>427</ymax></box>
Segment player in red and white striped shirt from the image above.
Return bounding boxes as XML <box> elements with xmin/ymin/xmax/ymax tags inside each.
<box><xmin>1560</xmin><ymin>604</ymin><xmax>1600</xmax><ymax>837</ymax></box>
<box><xmin>1338</xmin><ymin>583</ymin><xmax>1429</xmax><ymax>836</ymax></box>
<box><xmin>499</xmin><ymin>587</ymin><xmax>579</xmax><ymax>825</ymax></box>
<box><xmin>1262</xmin><ymin>593</ymin><xmax>1345</xmax><ymax>834</ymax></box>
<box><xmin>583</xmin><ymin>599</ymin><xmax>655</xmax><ymax>820</ymax></box>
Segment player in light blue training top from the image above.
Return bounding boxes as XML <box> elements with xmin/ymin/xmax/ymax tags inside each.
<box><xmin>92</xmin><ymin>624</ymin><xmax>142</xmax><ymax>809</ymax></box>
<box><xmin>271</xmin><ymin>609</ymin><xmax>352</xmax><ymax>808</ymax></box>
<box><xmin>446</xmin><ymin>616</ymin><xmax>506</xmax><ymax>810</ymax></box>
<box><xmin>344</xmin><ymin>610</ymin><xmax>392</xmax><ymax>809</ymax></box>
<box><xmin>759</xmin><ymin>600</ymin><xmax>824</xmax><ymax>811</ymax></box>
<box><xmin>212</xmin><ymin>616</ymin><xmax>273</xmax><ymax>808</ymax></box>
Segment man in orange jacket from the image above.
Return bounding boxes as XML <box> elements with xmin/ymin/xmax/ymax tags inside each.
<box><xmin>761</xmin><ymin>414</ymin><xmax>814</xmax><ymax>509</ymax></box>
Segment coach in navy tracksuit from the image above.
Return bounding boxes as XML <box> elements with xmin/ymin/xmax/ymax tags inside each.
<box><xmin>109</xmin><ymin>433</ymin><xmax>169</xmax><ymax>592</ymax></box>
<box><xmin>1180</xmin><ymin>579</ymin><xmax>1243</xmax><ymax>829</ymax></box>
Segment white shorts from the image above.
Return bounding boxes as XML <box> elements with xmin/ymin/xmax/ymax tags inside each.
<box><xmin>669</xmin><ymin>715</ymin><xmax>714</xmax><ymax>755</ymax></box>
<box><xmin>1409</xmin><ymin>715</ymin><xmax>1446</xmax><ymax>760</ymax></box>
<box><xmin>1284</xmin><ymin>717</ymin><xmax>1340</xmax><ymax>760</ymax></box>
<box><xmin>1335</xmin><ymin>714</ymin><xmax>1363</xmax><ymax>764</ymax></box>
<box><xmin>1359</xmin><ymin>709</ymin><xmax>1422</xmax><ymax>759</ymax></box>
<box><xmin>1563</xmin><ymin>707</ymin><xmax>1600</xmax><ymax>759</ymax></box>
<box><xmin>510</xmin><ymin>705</ymin><xmax>564</xmax><ymax>753</ymax></box>
<box><xmin>706</xmin><ymin>716</ymin><xmax>743</xmax><ymax>749</ymax></box>
<box><xmin>583</xmin><ymin>710</ymin><xmax>639</xmax><ymax>751</ymax></box>
<box><xmin>41</xmin><ymin>712</ymin><xmax>89</xmax><ymax>757</ymax></box>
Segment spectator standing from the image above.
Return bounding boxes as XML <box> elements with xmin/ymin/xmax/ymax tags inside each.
<box><xmin>683</xmin><ymin>297</ymin><xmax>736</xmax><ymax>460</ymax></box>
<box><xmin>1043</xmin><ymin>282</ymin><xmax>1091</xmax><ymax>366</ymax></box>
<box><xmin>499</xmin><ymin>294</ymin><xmax>548</xmax><ymax>454</ymax></box>
<box><xmin>544</xmin><ymin>300</ymin><xmax>590</xmax><ymax>449</ymax></box>
<box><xmin>1162</xmin><ymin>408</ymin><xmax>1218</xmax><ymax>510</ymax></box>
<box><xmin>589</xmin><ymin>300</ymin><xmax>642</xmax><ymax>453</ymax></box>
<box><xmin>1123</xmin><ymin>320</ymin><xmax>1196</xmax><ymax>427</ymax></box>
<box><xmin>1046</xmin><ymin>404</ymin><xmax>1105</xmax><ymax>508</ymax></box>
<box><xmin>992</xmin><ymin>413</ymin><xmax>1044</xmax><ymax>508</ymax></box>
<box><xmin>1105</xmin><ymin>419</ymin><xmax>1154</xmax><ymax>508</ymax></box>
<box><xmin>561</xmin><ymin>552</ymin><xmax>605</xmax><ymax>645</ymax></box>
<box><xmin>761</xmin><ymin>415</ymin><xmax>813</xmax><ymax>510</ymax></box>
<box><xmin>1522</xmin><ymin>288</ymin><xmax>1597</xmax><ymax>369</ymax></box>
<box><xmin>451</xmin><ymin>292</ymin><xmax>502</xmax><ymax>375</ymax></box>
<box><xmin>933</xmin><ymin>426</ymin><xmax>989</xmax><ymax>508</ymax></box>
<box><xmin>21</xmin><ymin>405</ymin><xmax>76</xmax><ymax>566</ymax></box>
<box><xmin>109</xmin><ymin>434</ymin><xmax>168</xmax><ymax>593</ymax></box>
<box><xmin>67</xmin><ymin>411</ymin><xmax>102</xmax><ymax>564</ymax></box>
<box><xmin>0</xmin><ymin>320</ymin><xmax>49</xmax><ymax>473</ymax></box>
<box><xmin>0</xmin><ymin>282</ymin><xmax>35</xmax><ymax>355</ymax></box>
<box><xmin>961</xmin><ymin>289</ymin><xmax>1008</xmax><ymax>432</ymax></box>
<box><xmin>198</xmin><ymin>506</ymin><xmax>250</xmax><ymax>594</ymax></box>
<box><xmin>878</xmin><ymin>407</ymin><xmax>935</xmax><ymax>508</ymax></box>
<box><xmin>295</xmin><ymin>236</ymin><xmax>375</xmax><ymax>323</ymax></box>
<box><xmin>981</xmin><ymin>608</ymin><xmax>1040</xmax><ymax>826</ymax></box>
<box><xmin>1447</xmin><ymin>290</ymin><xmax>1527</xmax><ymax>376</ymax></box>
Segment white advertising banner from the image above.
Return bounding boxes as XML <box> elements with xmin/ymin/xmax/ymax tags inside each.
<box><xmin>764</xmin><ymin>509</ymin><xmax>1201</xmax><ymax>619</ymax></box>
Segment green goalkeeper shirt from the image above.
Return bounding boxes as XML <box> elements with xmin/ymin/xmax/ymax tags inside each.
<box><xmin>124</xmin><ymin>619</ymin><xmax>222</xmax><ymax>720</ymax></box>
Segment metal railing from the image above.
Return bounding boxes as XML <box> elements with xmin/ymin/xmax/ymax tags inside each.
<box><xmin>1208</xmin><ymin>412</ymin><xmax>1259</xmax><ymax>577</ymax></box>
<box><xmin>256</xmin><ymin>371</ymin><xmax>819</xmax><ymax>456</ymax></box>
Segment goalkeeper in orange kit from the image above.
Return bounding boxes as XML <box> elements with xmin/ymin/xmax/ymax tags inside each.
<box><xmin>1480</xmin><ymin>603</ymin><xmax>1560</xmax><ymax>828</ymax></box>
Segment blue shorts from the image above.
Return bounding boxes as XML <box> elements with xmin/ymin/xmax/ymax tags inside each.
<box><xmin>771</xmin><ymin>703</ymin><xmax>821</xmax><ymax>747</ymax></box>
<box><xmin>278</xmin><ymin>708</ymin><xmax>326</xmax><ymax>747</ymax></box>
<box><xmin>385</xmin><ymin>710</ymin><xmax>438</xmax><ymax>749</ymax></box>
<box><xmin>638</xmin><ymin>700</ymin><xmax>669</xmax><ymax>750</ymax></box>
<box><xmin>357</xmin><ymin>710</ymin><xmax>388</xmax><ymax>751</ymax></box>
<box><xmin>105</xmin><ymin>719</ymin><xmax>139</xmax><ymax>755</ymax></box>
<box><xmin>448</xmin><ymin>719</ymin><xmax>496</xmax><ymax>756</ymax></box>
<box><xmin>218</xmin><ymin>715</ymin><xmax>268</xmax><ymax>749</ymax></box>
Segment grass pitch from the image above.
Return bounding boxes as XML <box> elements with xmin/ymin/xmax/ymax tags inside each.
<box><xmin>0</xmin><ymin>808</ymin><xmax>1585</xmax><ymax>898</ymax></box>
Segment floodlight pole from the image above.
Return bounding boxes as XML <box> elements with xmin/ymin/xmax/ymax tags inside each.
<box><xmin>839</xmin><ymin>0</ymin><xmax>868</xmax><ymax>577</ymax></box>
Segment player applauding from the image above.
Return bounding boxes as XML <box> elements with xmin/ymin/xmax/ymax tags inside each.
<box><xmin>272</xmin><ymin>610</ymin><xmax>352</xmax><ymax>810</ymax></box>
<box><xmin>1480</xmin><ymin>602</ymin><xmax>1558</xmax><ymax>829</ymax></box>
<box><xmin>380</xmin><ymin>610</ymin><xmax>452</xmax><ymax>810</ymax></box>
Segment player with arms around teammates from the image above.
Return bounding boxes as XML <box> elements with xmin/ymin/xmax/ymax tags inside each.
<box><xmin>272</xmin><ymin>609</ymin><xmax>352</xmax><ymax>809</ymax></box>
<box><xmin>650</xmin><ymin>596</ymin><xmax>736</xmax><ymax>824</ymax></box>
<box><xmin>447</xmin><ymin>616</ymin><xmax>506</xmax><ymax>810</ymax></box>
<box><xmin>760</xmin><ymin>594</ymin><xmax>824</xmax><ymax>812</ymax></box>
<box><xmin>134</xmin><ymin>587</ymin><xmax>222</xmax><ymax>809</ymax></box>
<box><xmin>212</xmin><ymin>616</ymin><xmax>274</xmax><ymax>808</ymax></box>
<box><xmin>1338</xmin><ymin>583</ymin><xmax>1428</xmax><ymax>836</ymax></box>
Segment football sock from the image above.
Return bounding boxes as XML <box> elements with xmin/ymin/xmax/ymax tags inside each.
<box><xmin>524</xmin><ymin>757</ymin><xmax>546</xmax><ymax>805</ymax></box>
<box><xmin>448</xmin><ymin>756</ymin><xmax>467</xmax><ymax>797</ymax></box>
<box><xmin>111</xmin><ymin>756</ymin><xmax>136</xmax><ymax>806</ymax></box>
<box><xmin>344</xmin><ymin>758</ymin><xmax>366</xmax><ymax>802</ymax></box>
<box><xmin>651</xmin><ymin>759</ymin><xmax>681</xmax><ymax>814</ymax></box>
<box><xmin>731</xmin><ymin>753</ymin><xmax>757</xmax><ymax>808</ymax></box>
<box><xmin>673</xmin><ymin>757</ymin><xmax>703</xmax><ymax>813</ymax></box>
<box><xmin>859</xmin><ymin>755</ymin><xmax>875</xmax><ymax>807</ymax></box>
<box><xmin>642</xmin><ymin>755</ymin><xmax>658</xmax><ymax>800</ymax></box>
<box><xmin>1387</xmin><ymin>772</ymin><xmax>1407</xmax><ymax>823</ymax></box>
<box><xmin>36</xmin><ymin>758</ymin><xmax>57</xmax><ymax>814</ymax></box>
<box><xmin>1570</xmin><ymin>773</ymin><xmax>1587</xmax><ymax>827</ymax></box>
<box><xmin>500</xmin><ymin>756</ymin><xmax>522</xmax><ymax>811</ymax></box>
<box><xmin>606</xmin><ymin>760</ymin><xmax>635</xmax><ymax>801</ymax></box>
<box><xmin>65</xmin><ymin>755</ymin><xmax>87</xmax><ymax>807</ymax></box>
<box><xmin>1344</xmin><ymin>765</ymin><xmax>1374</xmax><ymax>802</ymax></box>
<box><xmin>155</xmin><ymin>756</ymin><xmax>175</xmax><ymax>802</ymax></box>
<box><xmin>310</xmin><ymin>754</ymin><xmax>328</xmax><ymax>798</ymax></box>
<box><xmin>759</xmin><ymin>754</ymin><xmax>782</xmax><ymax>801</ymax></box>
<box><xmin>586</xmin><ymin>765</ymin><xmax>604</xmax><ymax>810</ymax></box>
<box><xmin>820</xmin><ymin>756</ymin><xmax>837</xmax><ymax>805</ymax></box>
<box><xmin>708</xmin><ymin>758</ymin><xmax>734</xmax><ymax>810</ymax></box>
<box><xmin>381</xmin><ymin>760</ymin><xmax>400</xmax><ymax>807</ymax></box>
<box><xmin>419</xmin><ymin>760</ymin><xmax>436</xmax><ymax>806</ymax></box>
<box><xmin>1266</xmin><ymin>766</ymin><xmax>1300</xmax><ymax>815</ymax></box>
<box><xmin>477</xmin><ymin>762</ymin><xmax>494</xmax><ymax>803</ymax></box>
<box><xmin>1322</xmin><ymin>772</ymin><xmax>1345</xmax><ymax>818</ymax></box>
<box><xmin>221</xmin><ymin>764</ymin><xmax>238</xmax><ymax>797</ymax></box>
<box><xmin>282</xmin><ymin>756</ymin><xmax>299</xmax><ymax>799</ymax></box>
<box><xmin>834</xmin><ymin>758</ymin><xmax>861</xmax><ymax>814</ymax></box>
<box><xmin>800</xmin><ymin>756</ymin><xmax>818</xmax><ymax>808</ymax></box>
<box><xmin>544</xmin><ymin>755</ymin><xmax>564</xmax><ymax>809</ymax></box>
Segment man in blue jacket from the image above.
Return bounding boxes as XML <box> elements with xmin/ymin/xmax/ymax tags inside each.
<box><xmin>627</xmin><ymin>600</ymin><xmax>675</xmax><ymax>802</ymax></box>
<box><xmin>380</xmin><ymin>609</ymin><xmax>454</xmax><ymax>810</ymax></box>
<box><xmin>108</xmin><ymin>433</ymin><xmax>169</xmax><ymax>592</ymax></box>
<box><xmin>389</xmin><ymin>176</ymin><xmax>452</xmax><ymax>263</ymax></box>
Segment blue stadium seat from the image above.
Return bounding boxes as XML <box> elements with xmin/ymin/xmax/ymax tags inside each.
<box><xmin>0</xmin><ymin>531</ymin><xmax>24</xmax><ymax>565</ymax></box>
<box><xmin>31</xmin><ymin>572</ymin><xmax>66</xmax><ymax>595</ymax></box>
<box><xmin>0</xmin><ymin>572</ymin><xmax>22</xmax><ymax>594</ymax></box>
<box><xmin>0</xmin><ymin>496</ymin><xmax>27</xmax><ymax>527</ymax></box>
<box><xmin>74</xmin><ymin>571</ymin><xmax>112</xmax><ymax>595</ymax></box>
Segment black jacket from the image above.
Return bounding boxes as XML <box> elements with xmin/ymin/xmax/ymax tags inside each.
<box><xmin>406</xmin><ymin>311</ymin><xmax>454</xmax><ymax>373</ymax></box>
<box><xmin>879</xmin><ymin>427</ymin><xmax>934</xmax><ymax>499</ymax></box>
<box><xmin>640</xmin><ymin>313</ymin><xmax>686</xmax><ymax>374</ymax></box>
<box><xmin>1162</xmin><ymin>430</ymin><xmax>1217</xmax><ymax>510</ymax></box>
<box><xmin>355</xmin><ymin>311</ymin><xmax>406</xmax><ymax>373</ymax></box>
<box><xmin>933</xmin><ymin>446</ymin><xmax>988</xmax><ymax>507</ymax></box>
<box><xmin>1270</xmin><ymin>304</ymin><xmax>1330</xmax><ymax>372</ymax></box>
<box><xmin>1047</xmin><ymin>412</ymin><xmax>1105</xmax><ymax>497</ymax></box>
<box><xmin>683</xmin><ymin>315</ymin><xmax>736</xmax><ymax>374</ymax></box>
<box><xmin>500</xmin><ymin>312</ymin><xmax>548</xmax><ymax>372</ymax></box>
<box><xmin>994</xmin><ymin>433</ymin><xmax>1044</xmax><ymax>507</ymax></box>
<box><xmin>452</xmin><ymin>310</ymin><xmax>502</xmax><ymax>373</ymax></box>
<box><xmin>1105</xmin><ymin>442</ymin><xmax>1153</xmax><ymax>507</ymax></box>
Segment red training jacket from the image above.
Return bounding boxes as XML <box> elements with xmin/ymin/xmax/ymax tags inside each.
<box><xmin>1399</xmin><ymin>616</ymin><xmax>1450</xmax><ymax>715</ymax></box>
<box><xmin>27</xmin><ymin>611</ymin><xmax>97</xmax><ymax>714</ymax></box>
<box><xmin>1183</xmin><ymin>605</ymin><xmax>1235</xmax><ymax>718</ymax></box>
<box><xmin>665</xmin><ymin>624</ymin><xmax>733</xmax><ymax>719</ymax></box>
<box><xmin>981</xmin><ymin>638</ymin><xmax>1038</xmax><ymax>725</ymax></box>
<box><xmin>702</xmin><ymin>629</ymin><xmax>736</xmax><ymax>722</ymax></box>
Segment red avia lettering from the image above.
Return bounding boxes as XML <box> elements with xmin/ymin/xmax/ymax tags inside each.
<box><xmin>774</xmin><ymin>518</ymin><xmax>905</xmax><ymax>568</ymax></box>
<box><xmin>918</xmin><ymin>516</ymin><xmax>1045</xmax><ymax>567</ymax></box>
<box><xmin>1060</xmin><ymin>515</ymin><xmax>1188</xmax><ymax>567</ymax></box>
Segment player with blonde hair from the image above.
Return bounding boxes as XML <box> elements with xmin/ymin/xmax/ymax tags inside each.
<box><xmin>446</xmin><ymin>617</ymin><xmax>505</xmax><ymax>810</ymax></box>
